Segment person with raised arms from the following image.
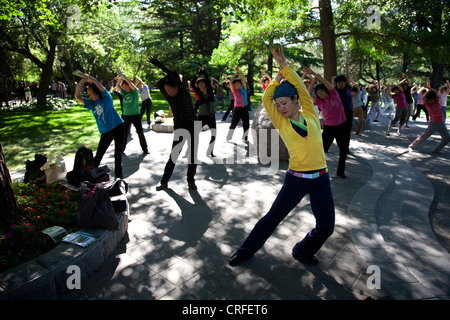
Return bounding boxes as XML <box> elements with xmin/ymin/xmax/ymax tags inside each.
<box><xmin>73</xmin><ymin>71</ymin><xmax>125</xmax><ymax>178</ymax></box>
<box><xmin>229</xmin><ymin>47</ymin><xmax>335</xmax><ymax>266</ymax></box>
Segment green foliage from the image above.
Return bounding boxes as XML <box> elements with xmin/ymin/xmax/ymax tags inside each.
<box><xmin>0</xmin><ymin>97</ymin><xmax>77</xmax><ymax>112</ymax></box>
<box><xmin>0</xmin><ymin>0</ymin><xmax>26</xmax><ymax>21</ymax></box>
<box><xmin>335</xmin><ymin>0</ymin><xmax>450</xmax><ymax>82</ymax></box>
<box><xmin>1</xmin><ymin>0</ymin><xmax>449</xmax><ymax>102</ymax></box>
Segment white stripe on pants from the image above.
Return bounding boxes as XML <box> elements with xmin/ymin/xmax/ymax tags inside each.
<box><xmin>409</xmin><ymin>122</ymin><xmax>450</xmax><ymax>152</ymax></box>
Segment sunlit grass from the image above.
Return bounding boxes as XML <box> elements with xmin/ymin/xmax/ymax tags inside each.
<box><xmin>0</xmin><ymin>92</ymin><xmax>168</xmax><ymax>171</ymax></box>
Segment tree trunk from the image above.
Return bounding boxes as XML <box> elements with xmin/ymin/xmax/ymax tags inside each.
<box><xmin>430</xmin><ymin>62</ymin><xmax>443</xmax><ymax>90</ymax></box>
<box><xmin>179</xmin><ymin>31</ymin><xmax>184</xmax><ymax>61</ymax></box>
<box><xmin>427</xmin><ymin>1</ymin><xmax>444</xmax><ymax>90</ymax></box>
<box><xmin>246</xmin><ymin>50</ymin><xmax>256</xmax><ymax>99</ymax></box>
<box><xmin>0</xmin><ymin>142</ymin><xmax>18</xmax><ymax>231</ymax></box>
<box><xmin>319</xmin><ymin>0</ymin><xmax>337</xmax><ymax>82</ymax></box>
<box><xmin>402</xmin><ymin>51</ymin><xmax>409</xmax><ymax>73</ymax></box>
<box><xmin>375</xmin><ymin>60</ymin><xmax>381</xmax><ymax>83</ymax></box>
<box><xmin>267</xmin><ymin>51</ymin><xmax>273</xmax><ymax>76</ymax></box>
<box><xmin>36</xmin><ymin>35</ymin><xmax>58</xmax><ymax>106</ymax></box>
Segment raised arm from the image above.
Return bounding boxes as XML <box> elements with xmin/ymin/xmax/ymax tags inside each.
<box><xmin>351</xmin><ymin>81</ymin><xmax>361</xmax><ymax>92</ymax></box>
<box><xmin>113</xmin><ymin>77</ymin><xmax>122</xmax><ymax>91</ymax></box>
<box><xmin>73</xmin><ymin>71</ymin><xmax>106</xmax><ymax>103</ymax></box>
<box><xmin>235</xmin><ymin>66</ymin><xmax>247</xmax><ymax>90</ymax></box>
<box><xmin>271</xmin><ymin>46</ymin><xmax>314</xmax><ymax>112</ymax></box>
<box><xmin>116</xmin><ymin>67</ymin><xmax>136</xmax><ymax>91</ymax></box>
<box><xmin>149</xmin><ymin>56</ymin><xmax>172</xmax><ymax>75</ymax></box>
<box><xmin>211</xmin><ymin>76</ymin><xmax>220</xmax><ymax>87</ymax></box>
<box><xmin>149</xmin><ymin>56</ymin><xmax>184</xmax><ymax>96</ymax></box>
<box><xmin>259</xmin><ymin>69</ymin><xmax>272</xmax><ymax>86</ymax></box>
<box><xmin>134</xmin><ymin>74</ymin><xmax>145</xmax><ymax>86</ymax></box>
<box><xmin>229</xmin><ymin>72</ymin><xmax>237</xmax><ymax>94</ymax></box>
<box><xmin>74</xmin><ymin>78</ymin><xmax>87</xmax><ymax>104</ymax></box>
<box><xmin>303</xmin><ymin>66</ymin><xmax>334</xmax><ymax>92</ymax></box>
<box><xmin>371</xmin><ymin>79</ymin><xmax>379</xmax><ymax>90</ymax></box>
<box><xmin>308</xmin><ymin>76</ymin><xmax>318</xmax><ymax>96</ymax></box>
<box><xmin>439</xmin><ymin>81</ymin><xmax>450</xmax><ymax>94</ymax></box>
<box><xmin>262</xmin><ymin>69</ymin><xmax>272</xmax><ymax>82</ymax></box>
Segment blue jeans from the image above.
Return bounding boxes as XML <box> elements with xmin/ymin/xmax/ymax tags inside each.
<box><xmin>236</xmin><ymin>171</ymin><xmax>335</xmax><ymax>259</ymax></box>
<box><xmin>214</xmin><ymin>96</ymin><xmax>226</xmax><ymax>110</ymax></box>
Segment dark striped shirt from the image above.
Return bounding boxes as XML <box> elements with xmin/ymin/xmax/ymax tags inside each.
<box><xmin>157</xmin><ymin>70</ymin><xmax>197</xmax><ymax>127</ymax></box>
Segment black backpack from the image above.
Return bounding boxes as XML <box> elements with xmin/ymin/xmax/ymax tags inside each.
<box><xmin>24</xmin><ymin>154</ymin><xmax>47</xmax><ymax>183</ymax></box>
<box><xmin>67</xmin><ymin>147</ymin><xmax>95</xmax><ymax>187</ymax></box>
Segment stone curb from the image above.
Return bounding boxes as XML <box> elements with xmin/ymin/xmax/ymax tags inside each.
<box><xmin>0</xmin><ymin>210</ymin><xmax>128</xmax><ymax>300</ymax></box>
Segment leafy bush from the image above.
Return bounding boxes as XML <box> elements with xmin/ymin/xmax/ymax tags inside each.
<box><xmin>0</xmin><ymin>97</ymin><xmax>77</xmax><ymax>112</ymax></box>
<box><xmin>0</xmin><ymin>182</ymin><xmax>80</xmax><ymax>273</ymax></box>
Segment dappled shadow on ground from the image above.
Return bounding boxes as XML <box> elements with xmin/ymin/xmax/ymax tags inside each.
<box><xmin>66</xmin><ymin>133</ymin><xmax>382</xmax><ymax>300</ymax></box>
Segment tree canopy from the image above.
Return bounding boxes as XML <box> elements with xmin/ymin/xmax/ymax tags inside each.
<box><xmin>1</xmin><ymin>0</ymin><xmax>449</xmax><ymax>100</ymax></box>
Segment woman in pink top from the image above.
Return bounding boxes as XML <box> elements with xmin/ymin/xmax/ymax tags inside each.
<box><xmin>386</xmin><ymin>84</ymin><xmax>408</xmax><ymax>136</ymax></box>
<box><xmin>412</xmin><ymin>87</ymin><xmax>430</xmax><ymax>121</ymax></box>
<box><xmin>409</xmin><ymin>89</ymin><xmax>450</xmax><ymax>154</ymax></box>
<box><xmin>305</xmin><ymin>66</ymin><xmax>348</xmax><ymax>178</ymax></box>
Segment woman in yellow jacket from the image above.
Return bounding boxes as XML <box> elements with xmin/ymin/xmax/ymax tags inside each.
<box><xmin>229</xmin><ymin>47</ymin><xmax>335</xmax><ymax>266</ymax></box>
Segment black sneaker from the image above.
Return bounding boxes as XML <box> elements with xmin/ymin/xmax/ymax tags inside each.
<box><xmin>229</xmin><ymin>253</ymin><xmax>247</xmax><ymax>266</ymax></box>
<box><xmin>292</xmin><ymin>252</ymin><xmax>319</xmax><ymax>265</ymax></box>
<box><xmin>336</xmin><ymin>172</ymin><xmax>347</xmax><ymax>179</ymax></box>
<box><xmin>156</xmin><ymin>182</ymin><xmax>168</xmax><ymax>191</ymax></box>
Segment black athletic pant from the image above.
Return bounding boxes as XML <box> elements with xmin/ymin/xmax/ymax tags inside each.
<box><xmin>412</xmin><ymin>104</ymin><xmax>429</xmax><ymax>121</ymax></box>
<box><xmin>123</xmin><ymin>114</ymin><xmax>148</xmax><ymax>153</ymax></box>
<box><xmin>222</xmin><ymin>99</ymin><xmax>235</xmax><ymax>121</ymax></box>
<box><xmin>140</xmin><ymin>98</ymin><xmax>152</xmax><ymax>125</ymax></box>
<box><xmin>160</xmin><ymin>120</ymin><xmax>200</xmax><ymax>184</ymax></box>
<box><xmin>227</xmin><ymin>106</ymin><xmax>249</xmax><ymax>141</ymax></box>
<box><xmin>198</xmin><ymin>114</ymin><xmax>217</xmax><ymax>155</ymax></box>
<box><xmin>322</xmin><ymin>122</ymin><xmax>348</xmax><ymax>176</ymax></box>
<box><xmin>95</xmin><ymin>123</ymin><xmax>125</xmax><ymax>178</ymax></box>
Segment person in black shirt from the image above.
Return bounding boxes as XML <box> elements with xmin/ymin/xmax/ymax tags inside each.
<box><xmin>149</xmin><ymin>57</ymin><xmax>199</xmax><ymax>191</ymax></box>
<box><xmin>191</xmin><ymin>65</ymin><xmax>217</xmax><ymax>157</ymax></box>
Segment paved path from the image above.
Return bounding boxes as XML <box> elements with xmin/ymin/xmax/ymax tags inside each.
<box><xmin>57</xmin><ymin>109</ymin><xmax>450</xmax><ymax>300</ymax></box>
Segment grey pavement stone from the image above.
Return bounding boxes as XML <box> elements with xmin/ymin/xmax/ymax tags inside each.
<box><xmin>7</xmin><ymin>110</ymin><xmax>450</xmax><ymax>301</ymax></box>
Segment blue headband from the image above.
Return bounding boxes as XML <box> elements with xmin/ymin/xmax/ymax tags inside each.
<box><xmin>273</xmin><ymin>81</ymin><xmax>298</xmax><ymax>100</ymax></box>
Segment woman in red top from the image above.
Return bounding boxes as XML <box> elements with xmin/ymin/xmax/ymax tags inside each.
<box><xmin>408</xmin><ymin>89</ymin><xmax>450</xmax><ymax>154</ymax></box>
<box><xmin>386</xmin><ymin>84</ymin><xmax>408</xmax><ymax>136</ymax></box>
